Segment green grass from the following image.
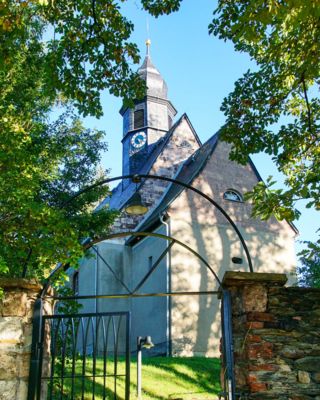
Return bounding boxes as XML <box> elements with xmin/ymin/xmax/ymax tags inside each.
<box><xmin>131</xmin><ymin>357</ymin><xmax>221</xmax><ymax>400</ymax></box>
<box><xmin>46</xmin><ymin>356</ymin><xmax>221</xmax><ymax>400</ymax></box>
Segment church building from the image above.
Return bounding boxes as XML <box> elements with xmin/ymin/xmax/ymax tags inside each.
<box><xmin>77</xmin><ymin>43</ymin><xmax>297</xmax><ymax>357</ymax></box>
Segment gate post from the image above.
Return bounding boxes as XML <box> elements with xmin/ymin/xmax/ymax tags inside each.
<box><xmin>220</xmin><ymin>271</ymin><xmax>287</xmax><ymax>398</ymax></box>
<box><xmin>0</xmin><ymin>278</ymin><xmax>43</xmax><ymax>400</ymax></box>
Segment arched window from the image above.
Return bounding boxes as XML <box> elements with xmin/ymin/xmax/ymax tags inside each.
<box><xmin>179</xmin><ymin>140</ymin><xmax>192</xmax><ymax>148</ymax></box>
<box><xmin>223</xmin><ymin>189</ymin><xmax>243</xmax><ymax>202</ymax></box>
<box><xmin>134</xmin><ymin>109</ymin><xmax>144</xmax><ymax>129</ymax></box>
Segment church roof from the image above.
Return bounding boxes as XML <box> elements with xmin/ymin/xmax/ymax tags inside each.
<box><xmin>98</xmin><ymin>114</ymin><xmax>198</xmax><ymax>212</ymax></box>
<box><xmin>126</xmin><ymin>132</ymin><xmax>220</xmax><ymax>242</ymax></box>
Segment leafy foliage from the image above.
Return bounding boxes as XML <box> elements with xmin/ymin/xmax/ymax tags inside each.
<box><xmin>298</xmin><ymin>255</ymin><xmax>320</xmax><ymax>288</ymax></box>
<box><xmin>0</xmin><ymin>0</ymin><xmax>147</xmax><ymax>280</ymax></box>
<box><xmin>0</xmin><ymin>0</ymin><xmax>146</xmax><ymax>117</ymax></box>
<box><xmin>0</xmin><ymin>105</ymin><xmax>118</xmax><ymax>279</ymax></box>
<box><xmin>141</xmin><ymin>0</ymin><xmax>182</xmax><ymax>16</ymax></box>
<box><xmin>209</xmin><ymin>0</ymin><xmax>320</xmax><ymax>261</ymax></box>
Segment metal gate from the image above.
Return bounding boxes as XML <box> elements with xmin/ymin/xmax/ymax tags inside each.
<box><xmin>28</xmin><ymin>300</ymin><xmax>131</xmax><ymax>400</ymax></box>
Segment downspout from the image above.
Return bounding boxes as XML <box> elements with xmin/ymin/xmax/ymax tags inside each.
<box><xmin>159</xmin><ymin>212</ymin><xmax>172</xmax><ymax>356</ymax></box>
<box><xmin>94</xmin><ymin>246</ymin><xmax>99</xmax><ymax>314</ymax></box>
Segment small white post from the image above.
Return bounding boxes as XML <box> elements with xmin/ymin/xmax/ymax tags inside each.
<box><xmin>137</xmin><ymin>337</ymin><xmax>142</xmax><ymax>399</ymax></box>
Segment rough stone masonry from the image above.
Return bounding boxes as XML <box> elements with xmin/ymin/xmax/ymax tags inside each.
<box><xmin>0</xmin><ymin>278</ymin><xmax>54</xmax><ymax>400</ymax></box>
<box><xmin>221</xmin><ymin>271</ymin><xmax>320</xmax><ymax>400</ymax></box>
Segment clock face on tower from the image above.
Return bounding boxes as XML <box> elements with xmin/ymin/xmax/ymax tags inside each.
<box><xmin>131</xmin><ymin>131</ymin><xmax>147</xmax><ymax>149</ymax></box>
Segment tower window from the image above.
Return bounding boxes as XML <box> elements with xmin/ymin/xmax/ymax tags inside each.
<box><xmin>223</xmin><ymin>189</ymin><xmax>243</xmax><ymax>202</ymax></box>
<box><xmin>134</xmin><ymin>109</ymin><xmax>144</xmax><ymax>129</ymax></box>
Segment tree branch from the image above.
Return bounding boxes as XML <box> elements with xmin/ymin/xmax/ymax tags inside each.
<box><xmin>22</xmin><ymin>247</ymin><xmax>32</xmax><ymax>278</ymax></box>
<box><xmin>91</xmin><ymin>0</ymin><xmax>99</xmax><ymax>28</ymax></box>
<box><xmin>301</xmin><ymin>73</ymin><xmax>313</xmax><ymax>134</ymax></box>
<box><xmin>297</xmin><ymin>135</ymin><xmax>320</xmax><ymax>159</ymax></box>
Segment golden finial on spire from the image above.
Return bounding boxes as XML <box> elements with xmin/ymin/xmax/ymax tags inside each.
<box><xmin>146</xmin><ymin>39</ymin><xmax>151</xmax><ymax>56</ymax></box>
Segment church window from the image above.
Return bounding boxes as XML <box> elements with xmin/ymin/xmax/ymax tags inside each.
<box><xmin>179</xmin><ymin>140</ymin><xmax>192</xmax><ymax>148</ymax></box>
<box><xmin>134</xmin><ymin>109</ymin><xmax>144</xmax><ymax>129</ymax></box>
<box><xmin>223</xmin><ymin>189</ymin><xmax>243</xmax><ymax>202</ymax></box>
<box><xmin>72</xmin><ymin>271</ymin><xmax>79</xmax><ymax>295</ymax></box>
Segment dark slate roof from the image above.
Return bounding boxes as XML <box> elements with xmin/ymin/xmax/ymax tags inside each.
<box><xmin>126</xmin><ymin>131</ymin><xmax>220</xmax><ymax>244</ymax></box>
<box><xmin>97</xmin><ymin>114</ymin><xmax>199</xmax><ymax>212</ymax></box>
<box><xmin>137</xmin><ymin>54</ymin><xmax>168</xmax><ymax>99</ymax></box>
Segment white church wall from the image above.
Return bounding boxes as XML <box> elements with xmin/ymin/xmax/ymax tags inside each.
<box><xmin>77</xmin><ymin>228</ymin><xmax>171</xmax><ymax>354</ymax></box>
<box><xmin>166</xmin><ymin>140</ymin><xmax>296</xmax><ymax>357</ymax></box>
<box><xmin>76</xmin><ymin>242</ymin><xmax>132</xmax><ymax>355</ymax></box>
<box><xmin>147</xmin><ymin>101</ymin><xmax>170</xmax><ymax>140</ymax></box>
<box><xmin>96</xmin><ymin>241</ymin><xmax>132</xmax><ymax>306</ymax></box>
<box><xmin>78</xmin><ymin>249</ymin><xmax>96</xmax><ymax>315</ymax></box>
<box><xmin>130</xmin><ymin>224</ymin><xmax>169</xmax><ymax>355</ymax></box>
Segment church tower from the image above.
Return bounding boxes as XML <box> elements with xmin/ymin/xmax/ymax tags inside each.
<box><xmin>120</xmin><ymin>40</ymin><xmax>177</xmax><ymax>175</ymax></box>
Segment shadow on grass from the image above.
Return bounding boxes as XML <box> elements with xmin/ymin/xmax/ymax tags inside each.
<box><xmin>45</xmin><ymin>356</ymin><xmax>220</xmax><ymax>400</ymax></box>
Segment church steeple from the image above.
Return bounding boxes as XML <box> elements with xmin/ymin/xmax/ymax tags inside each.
<box><xmin>136</xmin><ymin>40</ymin><xmax>168</xmax><ymax>99</ymax></box>
<box><xmin>120</xmin><ymin>41</ymin><xmax>177</xmax><ymax>176</ymax></box>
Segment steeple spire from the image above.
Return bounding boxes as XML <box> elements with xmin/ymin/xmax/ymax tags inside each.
<box><xmin>137</xmin><ymin>41</ymin><xmax>168</xmax><ymax>99</ymax></box>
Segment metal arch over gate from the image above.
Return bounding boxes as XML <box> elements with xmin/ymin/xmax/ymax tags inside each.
<box><xmin>62</xmin><ymin>173</ymin><xmax>253</xmax><ymax>273</ymax></box>
<box><xmin>41</xmin><ymin>231</ymin><xmax>222</xmax><ymax>300</ymax></box>
<box><xmin>27</xmin><ymin>173</ymin><xmax>250</xmax><ymax>400</ymax></box>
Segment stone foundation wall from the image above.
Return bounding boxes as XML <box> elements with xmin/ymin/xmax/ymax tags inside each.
<box><xmin>0</xmin><ymin>278</ymin><xmax>52</xmax><ymax>400</ymax></box>
<box><xmin>222</xmin><ymin>272</ymin><xmax>320</xmax><ymax>400</ymax></box>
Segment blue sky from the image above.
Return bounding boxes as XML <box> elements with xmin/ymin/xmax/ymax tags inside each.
<box><xmin>84</xmin><ymin>0</ymin><xmax>318</xmax><ymax>257</ymax></box>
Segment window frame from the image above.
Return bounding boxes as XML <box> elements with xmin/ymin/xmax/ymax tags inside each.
<box><xmin>223</xmin><ymin>189</ymin><xmax>243</xmax><ymax>203</ymax></box>
<box><xmin>72</xmin><ymin>271</ymin><xmax>79</xmax><ymax>295</ymax></box>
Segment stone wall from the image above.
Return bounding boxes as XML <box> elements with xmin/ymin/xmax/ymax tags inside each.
<box><xmin>222</xmin><ymin>271</ymin><xmax>320</xmax><ymax>400</ymax></box>
<box><xmin>0</xmin><ymin>278</ymin><xmax>52</xmax><ymax>400</ymax></box>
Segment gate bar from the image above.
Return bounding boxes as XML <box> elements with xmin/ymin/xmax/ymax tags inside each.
<box><xmin>45</xmin><ymin>290</ymin><xmax>220</xmax><ymax>301</ymax></box>
<box><xmin>27</xmin><ymin>298</ymin><xmax>43</xmax><ymax>400</ymax></box>
<box><xmin>222</xmin><ymin>289</ymin><xmax>236</xmax><ymax>399</ymax></box>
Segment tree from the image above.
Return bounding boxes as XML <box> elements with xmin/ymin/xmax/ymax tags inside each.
<box><xmin>0</xmin><ymin>0</ymin><xmax>147</xmax><ymax>281</ymax></box>
<box><xmin>207</xmin><ymin>0</ymin><xmax>320</xmax><ymax>262</ymax></box>
<box><xmin>298</xmin><ymin>256</ymin><xmax>320</xmax><ymax>288</ymax></box>
<box><xmin>0</xmin><ymin>0</ymin><xmax>147</xmax><ymax>117</ymax></box>
<box><xmin>0</xmin><ymin>104</ymin><xmax>119</xmax><ymax>279</ymax></box>
<box><xmin>1</xmin><ymin>0</ymin><xmax>185</xmax><ymax>282</ymax></box>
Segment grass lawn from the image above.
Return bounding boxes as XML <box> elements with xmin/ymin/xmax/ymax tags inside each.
<box><xmin>46</xmin><ymin>356</ymin><xmax>221</xmax><ymax>400</ymax></box>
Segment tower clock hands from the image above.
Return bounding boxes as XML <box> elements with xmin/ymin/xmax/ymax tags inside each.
<box><xmin>131</xmin><ymin>131</ymin><xmax>147</xmax><ymax>149</ymax></box>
